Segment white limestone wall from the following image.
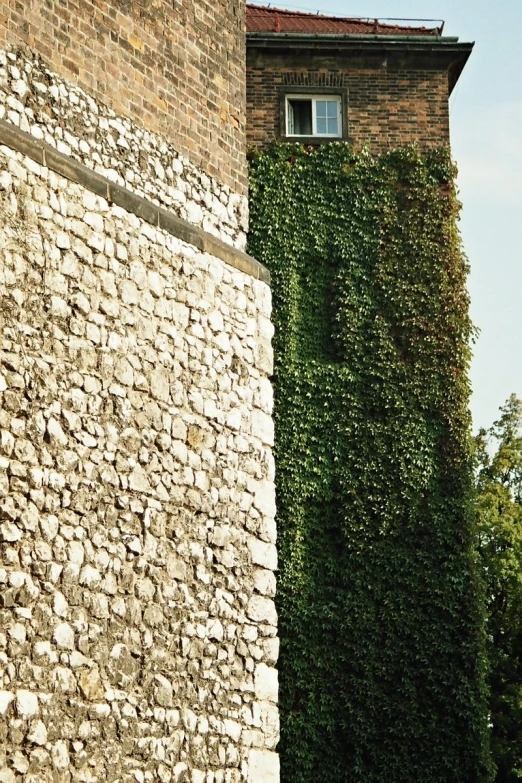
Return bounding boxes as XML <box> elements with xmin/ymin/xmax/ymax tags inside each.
<box><xmin>0</xmin><ymin>140</ymin><xmax>278</xmax><ymax>783</ymax></box>
<box><xmin>0</xmin><ymin>47</ymin><xmax>249</xmax><ymax>251</ymax></box>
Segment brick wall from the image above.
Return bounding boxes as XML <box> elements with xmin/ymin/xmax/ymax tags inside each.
<box><xmin>246</xmin><ymin>50</ymin><xmax>450</xmax><ymax>153</ymax></box>
<box><xmin>0</xmin><ymin>0</ymin><xmax>247</xmax><ymax>194</ymax></box>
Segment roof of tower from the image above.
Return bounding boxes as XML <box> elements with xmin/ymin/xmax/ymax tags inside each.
<box><xmin>246</xmin><ymin>4</ymin><xmax>443</xmax><ymax>37</ymax></box>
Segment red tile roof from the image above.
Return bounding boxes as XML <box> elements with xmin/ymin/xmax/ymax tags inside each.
<box><xmin>246</xmin><ymin>4</ymin><xmax>441</xmax><ymax>37</ymax></box>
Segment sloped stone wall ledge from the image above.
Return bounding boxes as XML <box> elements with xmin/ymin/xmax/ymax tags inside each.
<box><xmin>0</xmin><ymin>118</ymin><xmax>270</xmax><ymax>285</ymax></box>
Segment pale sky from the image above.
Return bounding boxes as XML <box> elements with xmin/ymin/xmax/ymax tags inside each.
<box><xmin>251</xmin><ymin>0</ymin><xmax>522</xmax><ymax>431</ymax></box>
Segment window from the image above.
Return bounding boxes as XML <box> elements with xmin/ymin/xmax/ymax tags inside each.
<box><xmin>278</xmin><ymin>87</ymin><xmax>348</xmax><ymax>143</ymax></box>
<box><xmin>286</xmin><ymin>95</ymin><xmax>342</xmax><ymax>138</ymax></box>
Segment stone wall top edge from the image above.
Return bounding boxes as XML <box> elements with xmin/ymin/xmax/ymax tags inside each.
<box><xmin>0</xmin><ymin>0</ymin><xmax>247</xmax><ymax>195</ymax></box>
<box><xmin>0</xmin><ymin>118</ymin><xmax>270</xmax><ymax>287</ymax></box>
<box><xmin>0</xmin><ymin>45</ymin><xmax>249</xmax><ymax>252</ymax></box>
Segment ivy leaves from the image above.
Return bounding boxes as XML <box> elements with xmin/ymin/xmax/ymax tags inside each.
<box><xmin>249</xmin><ymin>143</ymin><xmax>493</xmax><ymax>783</ymax></box>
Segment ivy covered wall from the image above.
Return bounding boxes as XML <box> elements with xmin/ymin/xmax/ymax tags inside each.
<box><xmin>248</xmin><ymin>144</ymin><xmax>493</xmax><ymax>783</ymax></box>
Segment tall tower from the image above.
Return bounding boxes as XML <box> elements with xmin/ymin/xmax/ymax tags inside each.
<box><xmin>246</xmin><ymin>5</ymin><xmax>490</xmax><ymax>783</ymax></box>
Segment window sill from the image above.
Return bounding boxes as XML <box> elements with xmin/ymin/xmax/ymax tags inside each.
<box><xmin>278</xmin><ymin>135</ymin><xmax>348</xmax><ymax>145</ymax></box>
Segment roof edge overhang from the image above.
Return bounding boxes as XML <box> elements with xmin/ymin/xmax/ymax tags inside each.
<box><xmin>246</xmin><ymin>33</ymin><xmax>474</xmax><ymax>94</ymax></box>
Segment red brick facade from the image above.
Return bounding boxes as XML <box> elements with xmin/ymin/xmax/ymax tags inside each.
<box><xmin>0</xmin><ymin>0</ymin><xmax>247</xmax><ymax>194</ymax></box>
<box><xmin>246</xmin><ymin>9</ymin><xmax>472</xmax><ymax>155</ymax></box>
<box><xmin>246</xmin><ymin>51</ymin><xmax>453</xmax><ymax>153</ymax></box>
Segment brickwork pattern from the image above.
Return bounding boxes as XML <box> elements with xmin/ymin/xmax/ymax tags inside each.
<box><xmin>246</xmin><ymin>55</ymin><xmax>450</xmax><ymax>152</ymax></box>
<box><xmin>0</xmin><ymin>0</ymin><xmax>247</xmax><ymax>195</ymax></box>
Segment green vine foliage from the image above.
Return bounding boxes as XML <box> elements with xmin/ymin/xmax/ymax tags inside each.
<box><xmin>248</xmin><ymin>143</ymin><xmax>493</xmax><ymax>783</ymax></box>
<box><xmin>475</xmin><ymin>396</ymin><xmax>522</xmax><ymax>783</ymax></box>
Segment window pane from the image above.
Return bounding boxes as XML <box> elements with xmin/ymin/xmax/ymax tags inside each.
<box><xmin>327</xmin><ymin>117</ymin><xmax>339</xmax><ymax>135</ymax></box>
<box><xmin>288</xmin><ymin>102</ymin><xmax>294</xmax><ymax>134</ymax></box>
<box><xmin>327</xmin><ymin>101</ymin><xmax>338</xmax><ymax>118</ymax></box>
<box><xmin>287</xmin><ymin>96</ymin><xmax>342</xmax><ymax>137</ymax></box>
<box><xmin>288</xmin><ymin>99</ymin><xmax>312</xmax><ymax>135</ymax></box>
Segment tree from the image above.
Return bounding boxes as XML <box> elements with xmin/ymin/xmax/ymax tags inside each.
<box><xmin>475</xmin><ymin>395</ymin><xmax>522</xmax><ymax>782</ymax></box>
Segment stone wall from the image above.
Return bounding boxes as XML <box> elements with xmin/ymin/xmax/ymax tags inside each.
<box><xmin>0</xmin><ymin>30</ymin><xmax>279</xmax><ymax>783</ymax></box>
<box><xmin>0</xmin><ymin>0</ymin><xmax>247</xmax><ymax>196</ymax></box>
<box><xmin>0</xmin><ymin>47</ymin><xmax>249</xmax><ymax>252</ymax></box>
<box><xmin>0</xmin><ymin>135</ymin><xmax>278</xmax><ymax>783</ymax></box>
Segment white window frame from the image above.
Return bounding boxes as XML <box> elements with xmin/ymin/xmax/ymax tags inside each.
<box><xmin>285</xmin><ymin>94</ymin><xmax>342</xmax><ymax>139</ymax></box>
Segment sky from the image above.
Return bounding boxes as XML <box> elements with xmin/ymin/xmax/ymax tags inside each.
<box><xmin>251</xmin><ymin>0</ymin><xmax>522</xmax><ymax>431</ymax></box>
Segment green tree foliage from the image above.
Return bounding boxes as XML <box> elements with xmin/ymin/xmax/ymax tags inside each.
<box><xmin>476</xmin><ymin>395</ymin><xmax>522</xmax><ymax>783</ymax></box>
<box><xmin>248</xmin><ymin>143</ymin><xmax>492</xmax><ymax>783</ymax></box>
